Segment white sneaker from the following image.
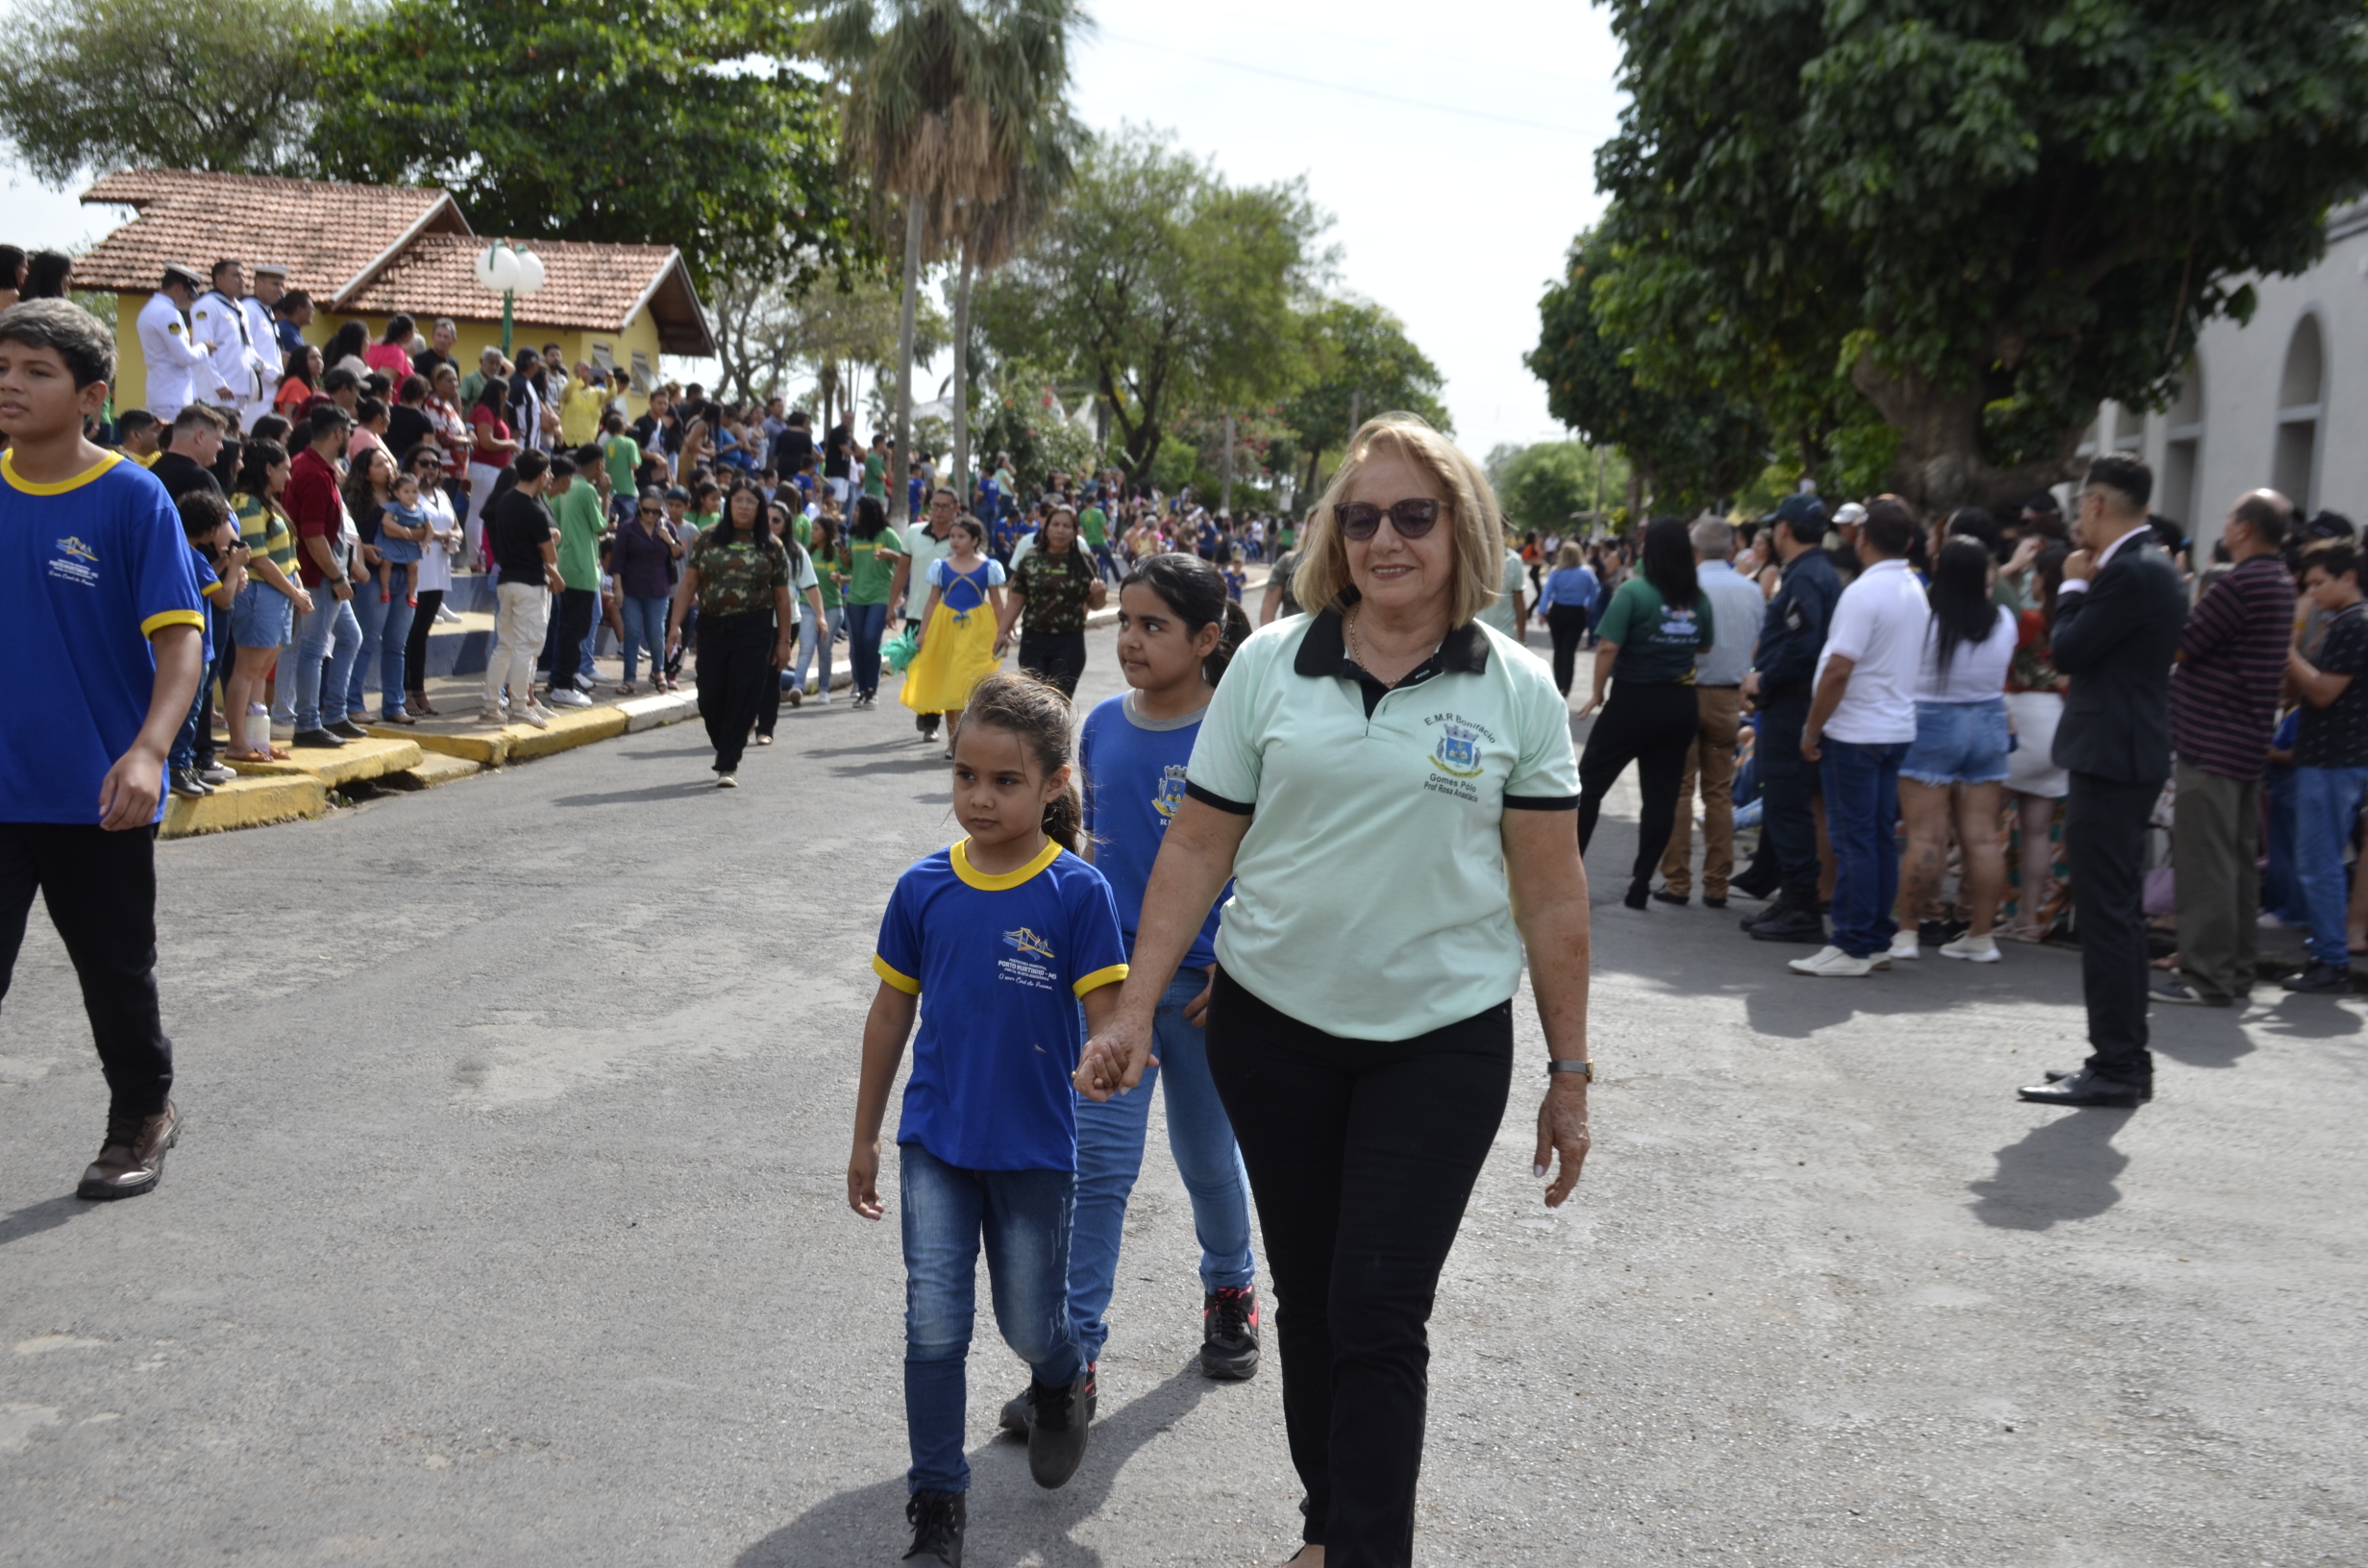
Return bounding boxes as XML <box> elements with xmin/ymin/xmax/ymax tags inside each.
<box><xmin>545</xmin><ymin>688</ymin><xmax>592</xmax><ymax>709</ymax></box>
<box><xmin>520</xmin><ymin>702</ymin><xmax>552</xmax><ymax>730</ymax></box>
<box><xmin>1788</xmin><ymin>944</ymin><xmax>1879</xmax><ymax>978</ymax></box>
<box><xmin>1940</xmin><ymin>932</ymin><xmax>2002</xmax><ymax>963</ymax></box>
<box><xmin>717</xmin><ymin>772</ymin><xmax>738</xmax><ymax>789</ymax></box>
<box><xmin>478</xmin><ymin>704</ymin><xmax>507</xmax><ymax>725</ymax></box>
<box><xmin>1887</xmin><ymin>934</ymin><xmax>1921</xmax><ymax>962</ymax></box>
<box><xmin>813</xmin><ymin>692</ymin><xmax>831</xmax><ymax>705</ymax></box>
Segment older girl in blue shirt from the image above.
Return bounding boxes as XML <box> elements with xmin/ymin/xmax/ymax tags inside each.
<box><xmin>849</xmin><ymin>672</ymin><xmax>1130</xmax><ymax>1565</ymax></box>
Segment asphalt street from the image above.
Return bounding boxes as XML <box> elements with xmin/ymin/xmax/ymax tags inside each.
<box><xmin>3</xmin><ymin>621</ymin><xmax>2362</xmax><ymax>1566</ymax></box>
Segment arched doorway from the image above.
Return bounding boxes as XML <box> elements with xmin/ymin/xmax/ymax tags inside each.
<box><xmin>2160</xmin><ymin>360</ymin><xmax>2204</xmax><ymax>532</ymax></box>
<box><xmin>2275</xmin><ymin>316</ymin><xmax>2325</xmax><ymax>511</ymax></box>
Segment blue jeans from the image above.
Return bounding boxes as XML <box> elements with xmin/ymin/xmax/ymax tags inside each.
<box><xmin>1819</xmin><ymin>738</ymin><xmax>1906</xmax><ymax>958</ymax></box>
<box><xmin>620</xmin><ymin>594</ymin><xmax>667</xmax><ymax>684</ymax></box>
<box><xmin>293</xmin><ymin>589</ymin><xmax>362</xmax><ymax>732</ymax></box>
<box><xmin>900</xmin><ymin>1141</ymin><xmax>1082</xmax><ymax>1495</ymax></box>
<box><xmin>345</xmin><ymin>586</ymin><xmax>415</xmax><ymax>718</ymax></box>
<box><xmin>2291</xmin><ymin>764</ymin><xmax>2368</xmax><ymax>967</ymax></box>
<box><xmin>793</xmin><ymin>603</ymin><xmax>844</xmax><ymax>693</ymax></box>
<box><xmin>846</xmin><ymin>600</ymin><xmax>889</xmax><ymax>697</ymax></box>
<box><xmin>1069</xmin><ymin>970</ymin><xmax>1257</xmax><ymax>1365</ymax></box>
<box><xmin>2263</xmin><ymin>763</ymin><xmax>2304</xmax><ymax>922</ymax></box>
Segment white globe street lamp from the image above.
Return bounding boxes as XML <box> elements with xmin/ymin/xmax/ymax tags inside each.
<box><xmin>474</xmin><ymin>241</ymin><xmax>545</xmax><ymax>355</ymax></box>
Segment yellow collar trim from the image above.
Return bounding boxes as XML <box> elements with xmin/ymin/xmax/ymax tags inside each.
<box><xmin>951</xmin><ymin>836</ymin><xmax>1061</xmax><ymax>891</ymax></box>
<box><xmin>4</xmin><ymin>449</ymin><xmax>124</xmax><ymax>496</ymax></box>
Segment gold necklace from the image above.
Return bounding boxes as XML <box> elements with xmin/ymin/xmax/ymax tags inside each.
<box><xmin>1346</xmin><ymin>605</ymin><xmax>1443</xmax><ymax>673</ymax></box>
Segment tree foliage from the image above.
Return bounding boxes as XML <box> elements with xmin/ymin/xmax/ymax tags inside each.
<box><xmin>1591</xmin><ymin>0</ymin><xmax>2368</xmax><ymax>509</ymax></box>
<box><xmin>308</xmin><ymin>0</ymin><xmax>853</xmax><ymax>290</ymax></box>
<box><xmin>1279</xmin><ymin>297</ymin><xmax>1450</xmax><ymax>489</ymax></box>
<box><xmin>1486</xmin><ymin>440</ymin><xmax>1632</xmax><ymax>537</ymax></box>
<box><xmin>974</xmin><ymin>125</ymin><xmax>1329</xmax><ymax>479</ymax></box>
<box><xmin>1527</xmin><ymin>231</ymin><xmax>1769</xmax><ymax>511</ymax></box>
<box><xmin>0</xmin><ymin>0</ymin><xmax>344</xmax><ymax>182</ymax></box>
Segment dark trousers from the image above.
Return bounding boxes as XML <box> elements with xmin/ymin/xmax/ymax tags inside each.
<box><xmin>1017</xmin><ymin>630</ymin><xmax>1088</xmax><ymax>699</ymax></box>
<box><xmin>1578</xmin><ymin>681</ymin><xmax>1699</xmax><ymax>891</ymax></box>
<box><xmin>1205</xmin><ymin>971</ymin><xmax>1511</xmax><ymax>1567</ymax></box>
<box><xmin>404</xmin><ymin>587</ymin><xmax>444</xmax><ymax>696</ymax></box>
<box><xmin>1757</xmin><ymin>692</ymin><xmax>1821</xmax><ymax>903</ymax></box>
<box><xmin>1544</xmin><ymin>604</ymin><xmax>1589</xmax><ymax>696</ymax></box>
<box><xmin>1819</xmin><ymin>738</ymin><xmax>1906</xmax><ymax>958</ymax></box>
<box><xmin>698</xmin><ymin>611</ymin><xmax>774</xmax><ymax>773</ymax></box>
<box><xmin>0</xmin><ymin>823</ymin><xmax>173</xmax><ymax>1120</ymax></box>
<box><xmin>2066</xmin><ymin>771</ymin><xmax>2158</xmax><ymax>1085</ymax></box>
<box><xmin>845</xmin><ymin>601</ymin><xmax>888</xmax><ymax>698</ymax></box>
<box><xmin>2172</xmin><ymin>763</ymin><xmax>2259</xmax><ymax>1002</ymax></box>
<box><xmin>553</xmin><ymin>587</ymin><xmax>597</xmax><ymax>689</ymax></box>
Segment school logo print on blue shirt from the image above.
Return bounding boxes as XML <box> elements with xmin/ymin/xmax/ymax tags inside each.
<box><xmin>1000</xmin><ymin>926</ymin><xmax>1059</xmax><ymax>989</ymax></box>
<box><xmin>51</xmin><ymin>535</ymin><xmax>100</xmax><ymax>585</ymax></box>
<box><xmin>1152</xmin><ymin>762</ymin><xmax>1189</xmax><ymax>821</ymax></box>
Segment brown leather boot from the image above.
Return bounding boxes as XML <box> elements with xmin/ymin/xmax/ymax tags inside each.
<box><xmin>76</xmin><ymin>1103</ymin><xmax>180</xmax><ymax>1200</ymax></box>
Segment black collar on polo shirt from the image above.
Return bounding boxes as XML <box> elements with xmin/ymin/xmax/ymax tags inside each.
<box><xmin>1296</xmin><ymin>605</ymin><xmax>1490</xmax><ymax>717</ymax></box>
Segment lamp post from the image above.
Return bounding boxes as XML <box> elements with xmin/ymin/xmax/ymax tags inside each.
<box><xmin>472</xmin><ymin>241</ymin><xmax>546</xmax><ymax>356</ymax></box>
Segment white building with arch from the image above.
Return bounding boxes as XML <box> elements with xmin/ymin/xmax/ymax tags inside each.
<box><xmin>2085</xmin><ymin>200</ymin><xmax>2367</xmax><ymax>548</ymax></box>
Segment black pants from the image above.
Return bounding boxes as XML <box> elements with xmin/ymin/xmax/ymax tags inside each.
<box><xmin>1017</xmin><ymin>630</ymin><xmax>1087</xmax><ymax>699</ymax></box>
<box><xmin>404</xmin><ymin>587</ymin><xmax>444</xmax><ymax>696</ymax></box>
<box><xmin>1205</xmin><ymin>970</ymin><xmax>1512</xmax><ymax>1567</ymax></box>
<box><xmin>1756</xmin><ymin>691</ymin><xmax>1821</xmax><ymax>903</ymax></box>
<box><xmin>697</xmin><ymin>612</ymin><xmax>775</xmax><ymax>773</ymax></box>
<box><xmin>0</xmin><ymin>823</ymin><xmax>173</xmax><ymax>1120</ymax></box>
<box><xmin>2065</xmin><ymin>771</ymin><xmax>2157</xmax><ymax>1086</ymax></box>
<box><xmin>553</xmin><ymin>586</ymin><xmax>597</xmax><ymax>689</ymax></box>
<box><xmin>1578</xmin><ymin>681</ymin><xmax>1699</xmax><ymax>891</ymax></box>
<box><xmin>1544</xmin><ymin>605</ymin><xmax>1590</xmax><ymax>696</ymax></box>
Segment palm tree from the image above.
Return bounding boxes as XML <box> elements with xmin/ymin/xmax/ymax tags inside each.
<box><xmin>815</xmin><ymin>0</ymin><xmax>1088</xmax><ymax>524</ymax></box>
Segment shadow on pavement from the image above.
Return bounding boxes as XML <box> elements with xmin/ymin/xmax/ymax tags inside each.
<box><xmin>2246</xmin><ymin>994</ymin><xmax>2366</xmax><ymax>1041</ymax></box>
<box><xmin>735</xmin><ymin>1361</ymin><xmax>1214</xmax><ymax>1568</ymax></box>
<box><xmin>551</xmin><ymin>780</ymin><xmax>725</xmax><ymax>807</ymax></box>
<box><xmin>1965</xmin><ymin>1110</ymin><xmax>2133</xmax><ymax>1230</ymax></box>
<box><xmin>0</xmin><ymin>1192</ymin><xmax>90</xmax><ymax>1247</ymax></box>
<box><xmin>617</xmin><ymin>743</ymin><xmax>715</xmax><ymax>761</ymax></box>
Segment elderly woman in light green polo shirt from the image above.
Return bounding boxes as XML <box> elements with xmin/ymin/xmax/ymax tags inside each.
<box><xmin>1077</xmin><ymin>413</ymin><xmax>1593</xmax><ymax>1568</ymax></box>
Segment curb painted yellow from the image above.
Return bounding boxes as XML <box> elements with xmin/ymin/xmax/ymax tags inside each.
<box><xmin>160</xmin><ymin>775</ymin><xmax>329</xmax><ymax>840</ymax></box>
<box><xmin>506</xmin><ymin>707</ymin><xmax>629</xmax><ymax>759</ymax></box>
<box><xmin>382</xmin><ymin>752</ymin><xmax>484</xmax><ymax>790</ymax></box>
<box><xmin>228</xmin><ymin>736</ymin><xmax>425</xmax><ymax>788</ymax></box>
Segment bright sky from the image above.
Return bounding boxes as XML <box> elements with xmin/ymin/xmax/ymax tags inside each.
<box><xmin>3</xmin><ymin>0</ymin><xmax>1626</xmax><ymax>460</ymax></box>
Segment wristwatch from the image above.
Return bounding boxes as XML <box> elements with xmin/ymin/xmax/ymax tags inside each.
<box><xmin>1546</xmin><ymin>1059</ymin><xmax>1594</xmax><ymax>1080</ymax></box>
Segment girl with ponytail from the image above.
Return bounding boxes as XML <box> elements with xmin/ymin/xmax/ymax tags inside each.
<box><xmin>985</xmin><ymin>551</ymin><xmax>1266</xmax><ymax>1445</ymax></box>
<box><xmin>848</xmin><ymin>669</ymin><xmax>1129</xmax><ymax>1533</ymax></box>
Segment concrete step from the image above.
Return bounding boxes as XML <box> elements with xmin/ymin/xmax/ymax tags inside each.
<box><xmin>226</xmin><ymin>734</ymin><xmax>424</xmax><ymax>788</ymax></box>
<box><xmin>160</xmin><ymin>773</ymin><xmax>328</xmax><ymax>840</ymax></box>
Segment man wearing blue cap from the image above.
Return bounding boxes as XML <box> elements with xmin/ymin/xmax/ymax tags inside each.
<box><xmin>1738</xmin><ymin>494</ymin><xmax>1842</xmax><ymax>943</ymax></box>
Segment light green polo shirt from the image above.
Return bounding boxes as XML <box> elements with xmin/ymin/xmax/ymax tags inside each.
<box><xmin>1185</xmin><ymin>609</ymin><xmax>1580</xmax><ymax>1040</ymax></box>
<box><xmin>1476</xmin><ymin>548</ymin><xmax>1525</xmax><ymax>635</ymax></box>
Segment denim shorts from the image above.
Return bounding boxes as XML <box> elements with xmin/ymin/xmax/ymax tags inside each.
<box><xmin>1901</xmin><ymin>696</ymin><xmax>2010</xmax><ymax>786</ymax></box>
<box><xmin>231</xmin><ymin>580</ymin><xmax>293</xmax><ymax>649</ymax></box>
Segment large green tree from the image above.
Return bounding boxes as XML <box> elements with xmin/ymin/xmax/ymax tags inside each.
<box><xmin>1591</xmin><ymin>0</ymin><xmax>2368</xmax><ymax>509</ymax></box>
<box><xmin>309</xmin><ymin>0</ymin><xmax>851</xmax><ymax>291</ymax></box>
<box><xmin>1278</xmin><ymin>296</ymin><xmax>1451</xmax><ymax>494</ymax></box>
<box><xmin>1487</xmin><ymin>440</ymin><xmax>1632</xmax><ymax>536</ymax></box>
<box><xmin>1527</xmin><ymin>232</ymin><xmax>1769</xmax><ymax>512</ymax></box>
<box><xmin>974</xmin><ymin>125</ymin><xmax>1328</xmax><ymax>479</ymax></box>
<box><xmin>0</xmin><ymin>0</ymin><xmax>343</xmax><ymax>181</ymax></box>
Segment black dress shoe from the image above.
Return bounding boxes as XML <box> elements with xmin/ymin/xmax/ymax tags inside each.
<box><xmin>326</xmin><ymin>719</ymin><xmax>371</xmax><ymax>740</ymax></box>
<box><xmin>289</xmin><ymin>727</ymin><xmax>347</xmax><ymax>748</ymax></box>
<box><xmin>2041</xmin><ymin>1066</ymin><xmax>2155</xmax><ymax>1102</ymax></box>
<box><xmin>1703</xmin><ymin>895</ymin><xmax>1728</xmax><ymax>909</ymax></box>
<box><xmin>1746</xmin><ymin>906</ymin><xmax>1827</xmax><ymax>944</ymax></box>
<box><xmin>2282</xmin><ymin>961</ymin><xmax>2352</xmax><ymax>993</ymax></box>
<box><xmin>1650</xmin><ymin>888</ymin><xmax>1690</xmax><ymax>907</ymax></box>
<box><xmin>168</xmin><ymin>767</ymin><xmax>212</xmax><ymax>798</ymax></box>
<box><xmin>2018</xmin><ymin>1067</ymin><xmax>2144</xmax><ymax>1108</ymax></box>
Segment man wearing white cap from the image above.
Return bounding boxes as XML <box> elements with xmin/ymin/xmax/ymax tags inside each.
<box><xmin>240</xmin><ymin>264</ymin><xmax>288</xmax><ymax>429</ymax></box>
<box><xmin>137</xmin><ymin>264</ymin><xmax>216</xmax><ymax>424</ymax></box>
<box><xmin>191</xmin><ymin>259</ymin><xmax>260</xmax><ymax>426</ymax></box>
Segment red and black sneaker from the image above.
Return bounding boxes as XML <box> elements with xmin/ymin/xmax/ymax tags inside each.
<box><xmin>1201</xmin><ymin>1286</ymin><xmax>1261</xmax><ymax>1380</ymax></box>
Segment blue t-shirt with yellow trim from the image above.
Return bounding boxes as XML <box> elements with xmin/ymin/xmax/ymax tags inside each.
<box><xmin>874</xmin><ymin>837</ymin><xmax>1129</xmax><ymax>1172</ymax></box>
<box><xmin>1</xmin><ymin>450</ymin><xmax>204</xmax><ymax>824</ymax></box>
<box><xmin>1079</xmin><ymin>691</ymin><xmax>1227</xmax><ymax>969</ymax></box>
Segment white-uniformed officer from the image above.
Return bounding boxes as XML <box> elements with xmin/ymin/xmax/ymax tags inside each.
<box><xmin>238</xmin><ymin>262</ymin><xmax>289</xmax><ymax>429</ymax></box>
<box><xmin>137</xmin><ymin>263</ymin><xmax>215</xmax><ymax>424</ymax></box>
<box><xmin>190</xmin><ymin>258</ymin><xmax>259</xmax><ymax>425</ymax></box>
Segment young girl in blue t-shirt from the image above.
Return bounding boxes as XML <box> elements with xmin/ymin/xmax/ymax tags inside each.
<box><xmin>849</xmin><ymin>671</ymin><xmax>1130</xmax><ymax>1565</ymax></box>
<box><xmin>997</xmin><ymin>553</ymin><xmax>1263</xmax><ymax>1442</ymax></box>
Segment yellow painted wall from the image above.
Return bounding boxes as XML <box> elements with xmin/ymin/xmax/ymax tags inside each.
<box><xmin>111</xmin><ymin>295</ymin><xmax>672</xmax><ymax>420</ymax></box>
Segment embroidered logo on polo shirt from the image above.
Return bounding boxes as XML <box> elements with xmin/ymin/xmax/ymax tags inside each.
<box><xmin>1430</xmin><ymin>722</ymin><xmax>1485</xmax><ymax>779</ymax></box>
<box><xmin>49</xmin><ymin>536</ymin><xmax>99</xmax><ymax>586</ymax></box>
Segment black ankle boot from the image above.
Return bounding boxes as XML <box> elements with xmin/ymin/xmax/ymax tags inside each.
<box><xmin>903</xmin><ymin>1489</ymin><xmax>965</xmax><ymax>1566</ymax></box>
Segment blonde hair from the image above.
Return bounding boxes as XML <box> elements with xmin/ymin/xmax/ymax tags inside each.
<box><xmin>1556</xmin><ymin>541</ymin><xmax>1583</xmax><ymax>569</ymax></box>
<box><xmin>1291</xmin><ymin>413</ymin><xmax>1506</xmax><ymax>625</ymax></box>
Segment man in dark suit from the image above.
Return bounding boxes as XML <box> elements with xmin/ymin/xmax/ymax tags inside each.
<box><xmin>2021</xmin><ymin>454</ymin><xmax>2188</xmax><ymax>1108</ymax></box>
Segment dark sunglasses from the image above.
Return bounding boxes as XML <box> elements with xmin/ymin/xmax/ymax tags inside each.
<box><xmin>636</xmin><ymin>506</ymin><xmax>661</xmax><ymax>516</ymax></box>
<box><xmin>1334</xmin><ymin>498</ymin><xmax>1442</xmax><ymax>541</ymax></box>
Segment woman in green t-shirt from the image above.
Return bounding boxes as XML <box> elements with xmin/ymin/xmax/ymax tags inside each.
<box><xmin>1575</xmin><ymin>515</ymin><xmax>1715</xmax><ymax>910</ymax></box>
<box><xmin>794</xmin><ymin>513</ymin><xmax>848</xmax><ymax>699</ymax></box>
<box><xmin>839</xmin><ymin>495</ymin><xmax>903</xmax><ymax>707</ymax></box>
